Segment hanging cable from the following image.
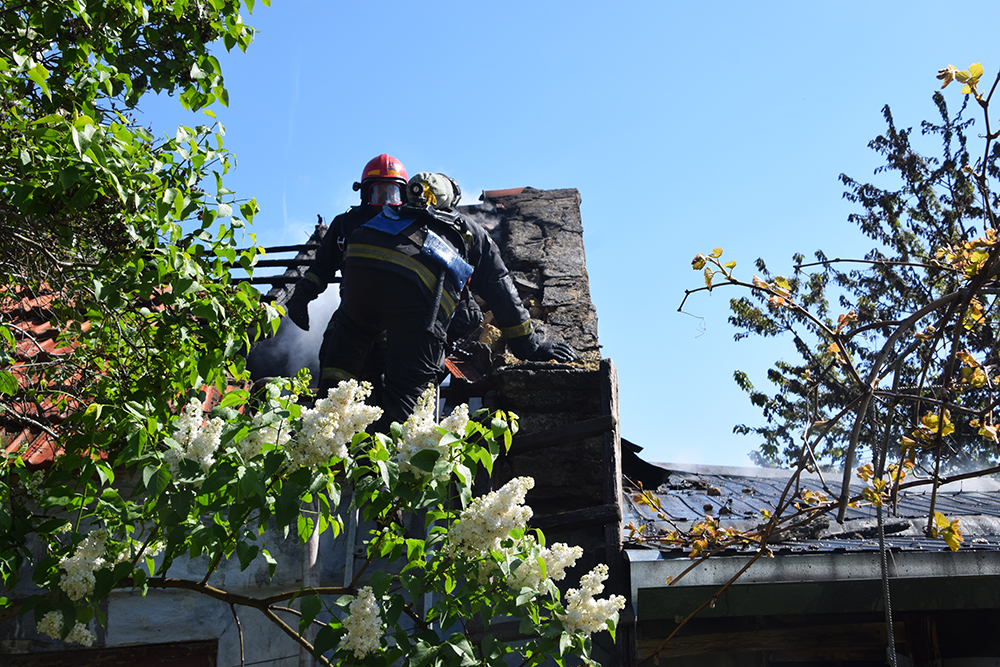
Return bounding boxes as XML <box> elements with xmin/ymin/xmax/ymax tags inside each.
<box><xmin>877</xmin><ymin>501</ymin><xmax>897</xmax><ymax>667</ymax></box>
<box><xmin>874</xmin><ymin>391</ymin><xmax>898</xmax><ymax>667</ymax></box>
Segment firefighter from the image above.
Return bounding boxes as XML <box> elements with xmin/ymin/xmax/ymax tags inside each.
<box><xmin>285</xmin><ymin>154</ymin><xmax>410</xmax><ymax>401</ymax></box>
<box><xmin>324</xmin><ymin>172</ymin><xmax>575</xmax><ymax>427</ymax></box>
<box><xmin>286</xmin><ymin>153</ymin><xmax>409</xmax><ymax>331</ymax></box>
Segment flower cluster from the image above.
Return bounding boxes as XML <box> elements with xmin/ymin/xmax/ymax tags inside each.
<box><xmin>37</xmin><ymin>611</ymin><xmax>95</xmax><ymax>646</ymax></box>
<box><xmin>238</xmin><ymin>411</ymin><xmax>292</xmax><ymax>461</ymax></box>
<box><xmin>163</xmin><ymin>397</ymin><xmax>223</xmax><ymax>475</ymax></box>
<box><xmin>447</xmin><ymin>477</ymin><xmax>534</xmax><ymax>559</ymax></box>
<box><xmin>396</xmin><ymin>387</ymin><xmax>469</xmax><ymax>480</ymax></box>
<box><xmin>58</xmin><ymin>529</ymin><xmax>108</xmax><ymax>601</ymax></box>
<box><xmin>558</xmin><ymin>564</ymin><xmax>626</xmax><ymax>635</ymax></box>
<box><xmin>286</xmin><ymin>380</ymin><xmax>382</xmax><ymax>468</ymax></box>
<box><xmin>507</xmin><ymin>538</ymin><xmax>583</xmax><ymax>591</ymax></box>
<box><xmin>340</xmin><ymin>586</ymin><xmax>382</xmax><ymax>658</ymax></box>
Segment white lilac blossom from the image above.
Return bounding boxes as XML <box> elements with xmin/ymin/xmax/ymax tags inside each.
<box><xmin>558</xmin><ymin>564</ymin><xmax>626</xmax><ymax>635</ymax></box>
<box><xmin>36</xmin><ymin>611</ymin><xmax>95</xmax><ymax>647</ymax></box>
<box><xmin>163</xmin><ymin>397</ymin><xmax>224</xmax><ymax>475</ymax></box>
<box><xmin>447</xmin><ymin>477</ymin><xmax>535</xmax><ymax>559</ymax></box>
<box><xmin>238</xmin><ymin>411</ymin><xmax>292</xmax><ymax>461</ymax></box>
<box><xmin>286</xmin><ymin>380</ymin><xmax>382</xmax><ymax>468</ymax></box>
<box><xmin>340</xmin><ymin>586</ymin><xmax>382</xmax><ymax>658</ymax></box>
<box><xmin>508</xmin><ymin>539</ymin><xmax>584</xmax><ymax>591</ymax></box>
<box><xmin>396</xmin><ymin>387</ymin><xmax>469</xmax><ymax>480</ymax></box>
<box><xmin>58</xmin><ymin>529</ymin><xmax>108</xmax><ymax>601</ymax></box>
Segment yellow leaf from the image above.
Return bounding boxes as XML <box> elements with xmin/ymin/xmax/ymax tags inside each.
<box><xmin>970</xmin><ymin>62</ymin><xmax>984</xmax><ymax>79</ymax></box>
<box><xmin>711</xmin><ymin>248</ymin><xmax>723</xmax><ymax>258</ymax></box>
<box><xmin>962</xmin><ymin>84</ymin><xmax>973</xmax><ymax>95</ymax></box>
<box><xmin>943</xmin><ymin>531</ymin><xmax>962</xmax><ymax>551</ymax></box>
<box><xmin>934</xmin><ymin>511</ymin><xmax>950</xmax><ymax>529</ymax></box>
<box><xmin>723</xmin><ymin>260</ymin><xmax>736</xmax><ymax>269</ymax></box>
<box><xmin>957</xmin><ymin>350</ymin><xmax>979</xmax><ymax>366</ymax></box>
<box><xmin>691</xmin><ymin>254</ymin><xmax>706</xmax><ymax>270</ymax></box>
<box><xmin>704</xmin><ymin>267</ymin><xmax>714</xmax><ymax>289</ymax></box>
<box><xmin>937</xmin><ymin>64</ymin><xmax>958</xmax><ymax>88</ymax></box>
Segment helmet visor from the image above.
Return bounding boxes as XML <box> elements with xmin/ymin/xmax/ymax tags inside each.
<box><xmin>367</xmin><ymin>181</ymin><xmax>404</xmax><ymax>206</ymax></box>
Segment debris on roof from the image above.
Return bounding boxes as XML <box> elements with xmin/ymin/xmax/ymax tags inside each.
<box><xmin>623</xmin><ymin>461</ymin><xmax>1000</xmax><ymax>555</ymax></box>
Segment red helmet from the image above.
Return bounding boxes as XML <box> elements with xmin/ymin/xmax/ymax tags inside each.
<box><xmin>354</xmin><ymin>154</ymin><xmax>408</xmax><ymax>207</ymax></box>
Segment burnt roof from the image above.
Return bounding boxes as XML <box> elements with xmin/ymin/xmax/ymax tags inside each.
<box><xmin>623</xmin><ymin>460</ymin><xmax>1000</xmax><ymax>556</ymax></box>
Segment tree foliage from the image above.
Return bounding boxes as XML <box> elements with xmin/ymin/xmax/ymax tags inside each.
<box><xmin>0</xmin><ymin>3</ymin><xmax>622</xmax><ymax>665</ymax></box>
<box><xmin>684</xmin><ymin>62</ymin><xmax>1000</xmax><ymax>527</ymax></box>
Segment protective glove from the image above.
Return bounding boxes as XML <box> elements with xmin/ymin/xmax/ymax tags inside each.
<box><xmin>448</xmin><ymin>294</ymin><xmax>484</xmax><ymax>341</ymax></box>
<box><xmin>286</xmin><ymin>296</ymin><xmax>310</xmax><ymax>331</ymax></box>
<box><xmin>286</xmin><ymin>279</ymin><xmax>320</xmax><ymax>331</ymax></box>
<box><xmin>508</xmin><ymin>335</ymin><xmax>576</xmax><ymax>363</ymax></box>
<box><xmin>530</xmin><ymin>340</ymin><xmax>576</xmax><ymax>363</ymax></box>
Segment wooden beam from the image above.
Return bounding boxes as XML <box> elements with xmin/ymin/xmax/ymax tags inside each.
<box><xmin>232</xmin><ymin>276</ymin><xmax>342</xmax><ymax>286</ymax></box>
<box><xmin>244</xmin><ymin>259</ymin><xmax>316</xmax><ymax>269</ymax></box>
<box><xmin>237</xmin><ymin>243</ymin><xmax>319</xmax><ymax>254</ymax></box>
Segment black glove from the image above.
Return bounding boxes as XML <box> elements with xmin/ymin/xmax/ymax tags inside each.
<box><xmin>286</xmin><ymin>280</ymin><xmax>320</xmax><ymax>331</ymax></box>
<box><xmin>448</xmin><ymin>294</ymin><xmax>484</xmax><ymax>341</ymax></box>
<box><xmin>286</xmin><ymin>296</ymin><xmax>310</xmax><ymax>331</ymax></box>
<box><xmin>531</xmin><ymin>340</ymin><xmax>576</xmax><ymax>363</ymax></box>
<box><xmin>508</xmin><ymin>335</ymin><xmax>576</xmax><ymax>363</ymax></box>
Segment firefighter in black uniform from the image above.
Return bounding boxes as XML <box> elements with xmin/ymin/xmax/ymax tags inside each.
<box><xmin>286</xmin><ymin>154</ymin><xmax>411</xmax><ymax>403</ymax></box>
<box><xmin>286</xmin><ymin>154</ymin><xmax>409</xmax><ymax>332</ymax></box>
<box><xmin>315</xmin><ymin>171</ymin><xmax>575</xmax><ymax>426</ymax></box>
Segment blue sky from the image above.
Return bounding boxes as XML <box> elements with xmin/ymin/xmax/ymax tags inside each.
<box><xmin>147</xmin><ymin>1</ymin><xmax>1000</xmax><ymax>466</ymax></box>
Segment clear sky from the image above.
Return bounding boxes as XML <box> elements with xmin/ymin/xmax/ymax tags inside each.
<box><xmin>145</xmin><ymin>1</ymin><xmax>1000</xmax><ymax>467</ymax></box>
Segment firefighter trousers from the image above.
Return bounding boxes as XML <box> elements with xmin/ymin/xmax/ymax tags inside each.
<box><xmin>319</xmin><ymin>266</ymin><xmax>446</xmax><ymax>429</ymax></box>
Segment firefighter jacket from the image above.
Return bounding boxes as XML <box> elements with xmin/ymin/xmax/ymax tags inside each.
<box><xmin>300</xmin><ymin>205</ymin><xmax>380</xmax><ymax>293</ymax></box>
<box><xmin>344</xmin><ymin>204</ymin><xmax>538</xmax><ymax>346</ymax></box>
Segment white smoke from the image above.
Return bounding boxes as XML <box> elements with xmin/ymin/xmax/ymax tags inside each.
<box><xmin>247</xmin><ymin>289</ymin><xmax>341</xmax><ymax>385</ymax></box>
<box><xmin>459</xmin><ymin>202</ymin><xmax>503</xmax><ymax>234</ymax></box>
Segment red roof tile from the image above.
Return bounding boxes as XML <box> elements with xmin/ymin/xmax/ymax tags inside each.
<box><xmin>482</xmin><ymin>188</ymin><xmax>526</xmax><ymax>199</ymax></box>
<box><xmin>3</xmin><ymin>285</ymin><xmax>249</xmax><ymax>469</ymax></box>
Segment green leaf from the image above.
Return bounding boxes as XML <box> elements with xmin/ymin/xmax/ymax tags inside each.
<box><xmin>27</xmin><ymin>62</ymin><xmax>50</xmax><ymax>98</ymax></box>
<box><xmin>313</xmin><ymin>624</ymin><xmax>339</xmax><ymax>659</ymax></box>
<box><xmin>369</xmin><ymin>568</ymin><xmax>392</xmax><ymax>597</ymax></box>
<box><xmin>411</xmin><ymin>641</ymin><xmax>436</xmax><ymax>667</ymax></box>
<box><xmin>559</xmin><ymin>632</ymin><xmax>573</xmax><ymax>656</ymax></box>
<box><xmin>236</xmin><ymin>542</ymin><xmax>258</xmax><ymax>571</ymax></box>
<box><xmin>297</xmin><ymin>515</ymin><xmax>316</xmax><ymax>543</ymax></box>
<box><xmin>0</xmin><ymin>370</ymin><xmax>17</xmax><ymax>395</ymax></box>
<box><xmin>299</xmin><ymin>595</ymin><xmax>321</xmax><ymax>633</ymax></box>
<box><xmin>261</xmin><ymin>549</ymin><xmax>277</xmax><ymax>578</ymax></box>
<box><xmin>409</xmin><ymin>449</ymin><xmax>441</xmax><ymax>472</ymax></box>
